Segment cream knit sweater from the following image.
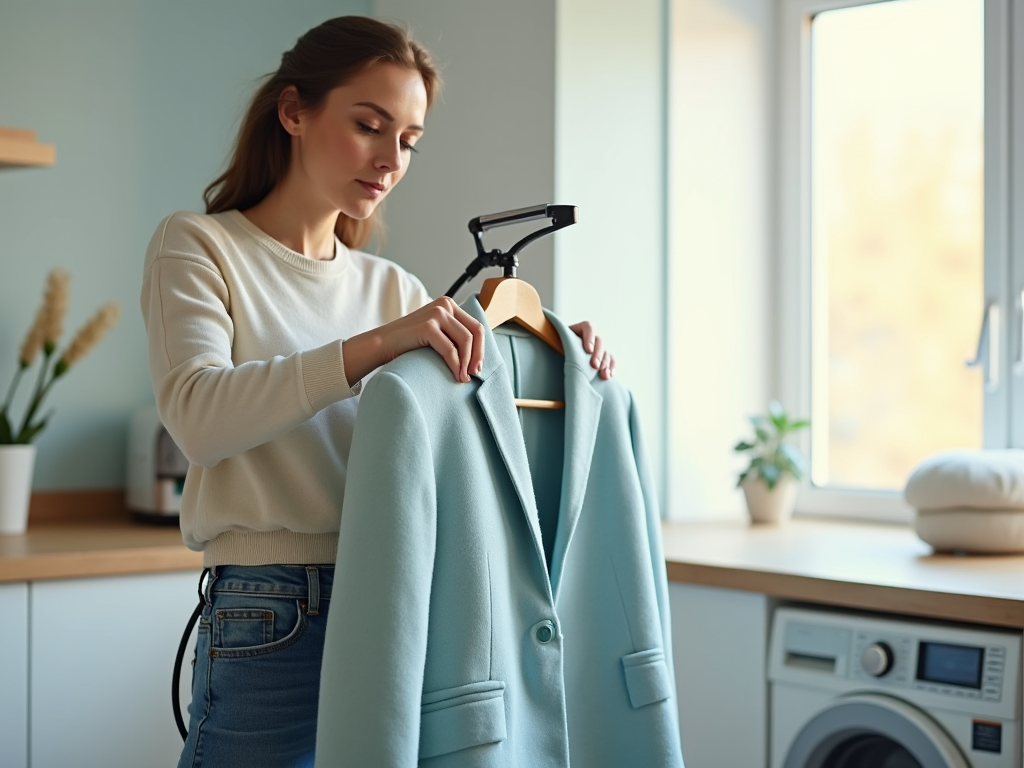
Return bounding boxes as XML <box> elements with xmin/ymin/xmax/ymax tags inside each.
<box><xmin>141</xmin><ymin>210</ymin><xmax>431</xmax><ymax>566</ymax></box>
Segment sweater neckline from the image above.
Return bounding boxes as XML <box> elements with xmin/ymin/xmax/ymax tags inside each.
<box><xmin>225</xmin><ymin>209</ymin><xmax>351</xmax><ymax>276</ymax></box>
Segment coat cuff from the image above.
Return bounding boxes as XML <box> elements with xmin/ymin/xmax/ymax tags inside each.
<box><xmin>300</xmin><ymin>339</ymin><xmax>362</xmax><ymax>413</ymax></box>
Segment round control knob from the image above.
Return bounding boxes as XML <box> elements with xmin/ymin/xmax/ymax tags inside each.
<box><xmin>861</xmin><ymin>642</ymin><xmax>894</xmax><ymax>677</ymax></box>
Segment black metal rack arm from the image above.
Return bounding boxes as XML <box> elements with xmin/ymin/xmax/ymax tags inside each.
<box><xmin>445</xmin><ymin>204</ymin><xmax>578</xmax><ymax>298</ymax></box>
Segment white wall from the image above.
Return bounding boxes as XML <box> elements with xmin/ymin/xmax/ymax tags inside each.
<box><xmin>555</xmin><ymin>0</ymin><xmax>668</xmax><ymax>502</ymax></box>
<box><xmin>372</xmin><ymin>0</ymin><xmax>557</xmax><ymax>304</ymax></box>
<box><xmin>667</xmin><ymin>0</ymin><xmax>775</xmax><ymax>519</ymax></box>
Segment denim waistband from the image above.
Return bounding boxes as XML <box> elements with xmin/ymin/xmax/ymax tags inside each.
<box><xmin>207</xmin><ymin>564</ymin><xmax>334</xmax><ymax>610</ymax></box>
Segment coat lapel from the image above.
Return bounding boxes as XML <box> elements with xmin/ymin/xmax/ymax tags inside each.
<box><xmin>461</xmin><ymin>296</ymin><xmax>604</xmax><ymax>593</ymax></box>
<box><xmin>463</xmin><ymin>298</ymin><xmax>548</xmax><ymax>571</ymax></box>
<box><xmin>545</xmin><ymin>312</ymin><xmax>603</xmax><ymax>596</ymax></box>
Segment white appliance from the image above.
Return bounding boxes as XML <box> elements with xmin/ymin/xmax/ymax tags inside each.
<box><xmin>769</xmin><ymin>607</ymin><xmax>1022</xmax><ymax>768</ymax></box>
<box><xmin>126</xmin><ymin>406</ymin><xmax>188</xmax><ymax>524</ymax></box>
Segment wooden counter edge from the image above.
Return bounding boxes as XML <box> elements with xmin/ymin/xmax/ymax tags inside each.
<box><xmin>10</xmin><ymin>492</ymin><xmax>1024</xmax><ymax>627</ymax></box>
<box><xmin>666</xmin><ymin>560</ymin><xmax>1024</xmax><ymax>629</ymax></box>
<box><xmin>0</xmin><ymin>545</ymin><xmax>203</xmax><ymax>583</ymax></box>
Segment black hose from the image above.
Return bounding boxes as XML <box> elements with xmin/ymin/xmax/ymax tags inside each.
<box><xmin>174</xmin><ymin>568</ymin><xmax>209</xmax><ymax>741</ymax></box>
<box><xmin>445</xmin><ymin>272</ymin><xmax>473</xmax><ymax>298</ymax></box>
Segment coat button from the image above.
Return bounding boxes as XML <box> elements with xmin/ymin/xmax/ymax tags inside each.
<box><xmin>535</xmin><ymin>620</ymin><xmax>555</xmax><ymax>643</ymax></box>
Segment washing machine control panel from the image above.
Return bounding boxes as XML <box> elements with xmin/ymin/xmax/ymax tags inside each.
<box><xmin>853</xmin><ymin>633</ymin><xmax>913</xmax><ymax>683</ymax></box>
<box><xmin>852</xmin><ymin>631</ymin><xmax>1007</xmax><ymax>702</ymax></box>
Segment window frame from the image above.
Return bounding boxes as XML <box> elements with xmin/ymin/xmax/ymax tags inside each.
<box><xmin>776</xmin><ymin>0</ymin><xmax>1010</xmax><ymax>523</ymax></box>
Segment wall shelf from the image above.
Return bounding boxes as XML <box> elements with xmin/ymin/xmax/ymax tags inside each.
<box><xmin>0</xmin><ymin>127</ymin><xmax>55</xmax><ymax>168</ymax></box>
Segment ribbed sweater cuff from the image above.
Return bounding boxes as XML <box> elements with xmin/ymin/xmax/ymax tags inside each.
<box><xmin>300</xmin><ymin>339</ymin><xmax>362</xmax><ymax>413</ymax></box>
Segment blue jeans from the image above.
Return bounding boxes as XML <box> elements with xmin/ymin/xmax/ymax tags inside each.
<box><xmin>177</xmin><ymin>564</ymin><xmax>334</xmax><ymax>768</ymax></box>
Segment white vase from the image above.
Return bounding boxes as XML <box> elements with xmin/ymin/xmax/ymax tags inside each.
<box><xmin>742</xmin><ymin>474</ymin><xmax>798</xmax><ymax>525</ymax></box>
<box><xmin>0</xmin><ymin>445</ymin><xmax>36</xmax><ymax>535</ymax></box>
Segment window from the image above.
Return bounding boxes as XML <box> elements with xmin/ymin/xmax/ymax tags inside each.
<box><xmin>779</xmin><ymin>0</ymin><xmax>1008</xmax><ymax>520</ymax></box>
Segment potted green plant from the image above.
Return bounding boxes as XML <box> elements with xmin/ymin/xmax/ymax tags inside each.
<box><xmin>0</xmin><ymin>268</ymin><xmax>120</xmax><ymax>534</ymax></box>
<box><xmin>734</xmin><ymin>400</ymin><xmax>810</xmax><ymax>524</ymax></box>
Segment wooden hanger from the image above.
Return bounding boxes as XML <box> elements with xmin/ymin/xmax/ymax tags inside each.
<box><xmin>478</xmin><ymin>276</ymin><xmax>564</xmax><ymax>410</ymax></box>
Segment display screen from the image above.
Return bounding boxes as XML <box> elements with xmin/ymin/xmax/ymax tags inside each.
<box><xmin>916</xmin><ymin>642</ymin><xmax>984</xmax><ymax>688</ymax></box>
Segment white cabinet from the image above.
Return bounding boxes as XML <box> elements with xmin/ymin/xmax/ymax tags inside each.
<box><xmin>29</xmin><ymin>571</ymin><xmax>200</xmax><ymax>768</ymax></box>
<box><xmin>670</xmin><ymin>583</ymin><xmax>774</xmax><ymax>768</ymax></box>
<box><xmin>0</xmin><ymin>582</ymin><xmax>29</xmax><ymax>768</ymax></box>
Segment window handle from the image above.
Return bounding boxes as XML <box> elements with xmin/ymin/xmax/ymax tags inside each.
<box><xmin>966</xmin><ymin>299</ymin><xmax>999</xmax><ymax>390</ymax></box>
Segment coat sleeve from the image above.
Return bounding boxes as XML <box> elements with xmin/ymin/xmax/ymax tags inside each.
<box><xmin>628</xmin><ymin>394</ymin><xmax>678</xmax><ymax>694</ymax></box>
<box><xmin>316</xmin><ymin>370</ymin><xmax>437</xmax><ymax>767</ymax></box>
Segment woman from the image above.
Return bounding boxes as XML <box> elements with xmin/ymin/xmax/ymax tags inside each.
<box><xmin>141</xmin><ymin>15</ymin><xmax>614</xmax><ymax>768</ymax></box>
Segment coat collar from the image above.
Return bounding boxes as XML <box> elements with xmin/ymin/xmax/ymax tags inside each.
<box><xmin>463</xmin><ymin>295</ymin><xmax>603</xmax><ymax>597</ymax></box>
<box><xmin>463</xmin><ymin>294</ymin><xmax>601</xmax><ymax>386</ymax></box>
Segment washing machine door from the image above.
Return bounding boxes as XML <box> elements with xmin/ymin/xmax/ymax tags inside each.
<box><xmin>782</xmin><ymin>694</ymin><xmax>969</xmax><ymax>768</ymax></box>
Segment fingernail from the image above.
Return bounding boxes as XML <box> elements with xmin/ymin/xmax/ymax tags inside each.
<box><xmin>475</xmin><ymin>362</ymin><xmax>482</xmax><ymax>374</ymax></box>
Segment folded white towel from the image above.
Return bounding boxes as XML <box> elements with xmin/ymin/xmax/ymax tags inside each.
<box><xmin>905</xmin><ymin>450</ymin><xmax>1024</xmax><ymax>553</ymax></box>
<box><xmin>915</xmin><ymin>508</ymin><xmax>1024</xmax><ymax>553</ymax></box>
<box><xmin>904</xmin><ymin>449</ymin><xmax>1024</xmax><ymax>511</ymax></box>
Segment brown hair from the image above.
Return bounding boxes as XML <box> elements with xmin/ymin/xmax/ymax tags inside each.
<box><xmin>204</xmin><ymin>16</ymin><xmax>440</xmax><ymax>250</ymax></box>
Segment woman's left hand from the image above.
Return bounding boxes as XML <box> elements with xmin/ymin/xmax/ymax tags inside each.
<box><xmin>569</xmin><ymin>321</ymin><xmax>615</xmax><ymax>380</ymax></box>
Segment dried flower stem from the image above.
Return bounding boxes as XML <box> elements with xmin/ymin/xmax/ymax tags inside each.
<box><xmin>16</xmin><ymin>303</ymin><xmax>121</xmax><ymax>441</ymax></box>
<box><xmin>18</xmin><ymin>349</ymin><xmax>55</xmax><ymax>442</ymax></box>
<box><xmin>1</xmin><ymin>365</ymin><xmax>25</xmax><ymax>415</ymax></box>
<box><xmin>2</xmin><ymin>271</ymin><xmax>119</xmax><ymax>445</ymax></box>
<box><xmin>3</xmin><ymin>269</ymin><xmax>67</xmax><ymax>420</ymax></box>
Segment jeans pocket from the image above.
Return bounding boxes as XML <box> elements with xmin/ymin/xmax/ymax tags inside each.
<box><xmin>209</xmin><ymin>596</ymin><xmax>307</xmax><ymax>659</ymax></box>
<box><xmin>213</xmin><ymin>608</ymin><xmax>274</xmax><ymax>649</ymax></box>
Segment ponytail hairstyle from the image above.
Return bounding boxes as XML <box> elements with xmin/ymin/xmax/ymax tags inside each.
<box><xmin>204</xmin><ymin>16</ymin><xmax>440</xmax><ymax>250</ymax></box>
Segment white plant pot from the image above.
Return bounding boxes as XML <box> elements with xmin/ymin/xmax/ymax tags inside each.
<box><xmin>0</xmin><ymin>444</ymin><xmax>36</xmax><ymax>535</ymax></box>
<box><xmin>742</xmin><ymin>474</ymin><xmax>798</xmax><ymax>525</ymax></box>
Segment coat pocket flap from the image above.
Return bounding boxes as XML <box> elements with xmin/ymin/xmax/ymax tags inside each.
<box><xmin>419</xmin><ymin>680</ymin><xmax>507</xmax><ymax>759</ymax></box>
<box><xmin>622</xmin><ymin>648</ymin><xmax>673</xmax><ymax>709</ymax></box>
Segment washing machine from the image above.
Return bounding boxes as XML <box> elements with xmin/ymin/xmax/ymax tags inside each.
<box><xmin>769</xmin><ymin>607</ymin><xmax>1022</xmax><ymax>768</ymax></box>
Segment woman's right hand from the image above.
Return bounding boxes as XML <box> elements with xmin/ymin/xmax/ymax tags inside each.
<box><xmin>342</xmin><ymin>297</ymin><xmax>485</xmax><ymax>387</ymax></box>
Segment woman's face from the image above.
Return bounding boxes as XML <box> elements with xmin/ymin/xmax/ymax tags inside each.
<box><xmin>290</xmin><ymin>63</ymin><xmax>428</xmax><ymax>220</ymax></box>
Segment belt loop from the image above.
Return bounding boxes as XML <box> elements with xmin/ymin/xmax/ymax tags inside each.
<box><xmin>305</xmin><ymin>566</ymin><xmax>320</xmax><ymax>616</ymax></box>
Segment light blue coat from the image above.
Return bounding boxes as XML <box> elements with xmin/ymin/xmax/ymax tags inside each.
<box><xmin>315</xmin><ymin>296</ymin><xmax>683</xmax><ymax>767</ymax></box>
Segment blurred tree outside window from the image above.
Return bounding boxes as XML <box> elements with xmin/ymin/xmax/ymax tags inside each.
<box><xmin>809</xmin><ymin>0</ymin><xmax>984</xmax><ymax>491</ymax></box>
